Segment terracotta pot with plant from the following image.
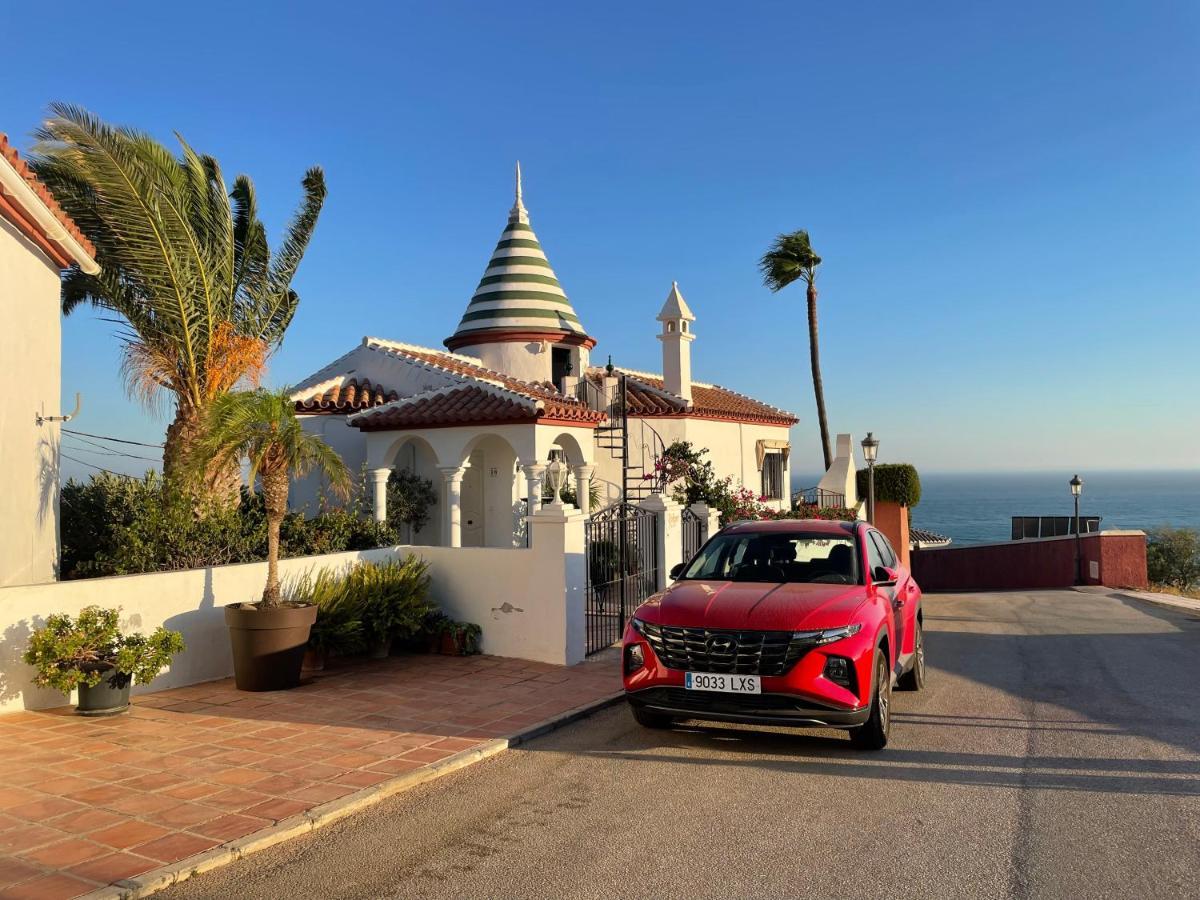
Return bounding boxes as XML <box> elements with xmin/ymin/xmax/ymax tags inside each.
<box><xmin>23</xmin><ymin>606</ymin><xmax>185</xmax><ymax>716</ymax></box>
<box><xmin>189</xmin><ymin>389</ymin><xmax>350</xmax><ymax>691</ymax></box>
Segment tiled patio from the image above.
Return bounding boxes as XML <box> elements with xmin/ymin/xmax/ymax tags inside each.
<box><xmin>0</xmin><ymin>652</ymin><xmax>619</xmax><ymax>899</ymax></box>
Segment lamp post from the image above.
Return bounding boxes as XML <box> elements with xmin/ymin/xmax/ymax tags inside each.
<box><xmin>1070</xmin><ymin>474</ymin><xmax>1083</xmax><ymax>584</ymax></box>
<box><xmin>861</xmin><ymin>432</ymin><xmax>880</xmax><ymax>524</ymax></box>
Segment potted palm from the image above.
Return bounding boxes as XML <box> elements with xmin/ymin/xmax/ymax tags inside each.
<box><xmin>189</xmin><ymin>389</ymin><xmax>350</xmax><ymax>691</ymax></box>
<box><xmin>23</xmin><ymin>607</ymin><xmax>185</xmax><ymax>716</ymax></box>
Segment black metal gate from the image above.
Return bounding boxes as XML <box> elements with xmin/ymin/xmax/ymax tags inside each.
<box><xmin>681</xmin><ymin>505</ymin><xmax>703</xmax><ymax>566</ymax></box>
<box><xmin>585</xmin><ymin>503</ymin><xmax>659</xmax><ymax>655</ymax></box>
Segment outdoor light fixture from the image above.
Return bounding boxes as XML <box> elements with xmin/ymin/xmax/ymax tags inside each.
<box><xmin>545</xmin><ymin>458</ymin><xmax>567</xmax><ymax>505</ymax></box>
<box><xmin>861</xmin><ymin>432</ymin><xmax>880</xmax><ymax>524</ymax></box>
<box><xmin>1070</xmin><ymin>474</ymin><xmax>1084</xmax><ymax>585</ymax></box>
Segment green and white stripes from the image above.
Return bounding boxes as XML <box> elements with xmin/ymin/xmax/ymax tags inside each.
<box><xmin>447</xmin><ymin>164</ymin><xmax>591</xmax><ymax>343</ymax></box>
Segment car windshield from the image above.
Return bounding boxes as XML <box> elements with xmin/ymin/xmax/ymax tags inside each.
<box><xmin>680</xmin><ymin>532</ymin><xmax>860</xmax><ymax>585</ymax></box>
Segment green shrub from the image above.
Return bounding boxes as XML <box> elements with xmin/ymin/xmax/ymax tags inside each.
<box><xmin>1146</xmin><ymin>527</ymin><xmax>1200</xmax><ymax>590</ymax></box>
<box><xmin>23</xmin><ymin>606</ymin><xmax>185</xmax><ymax>694</ymax></box>
<box><xmin>856</xmin><ymin>463</ymin><xmax>921</xmax><ymax>508</ymax></box>
<box><xmin>292</xmin><ymin>568</ymin><xmax>366</xmax><ymax>657</ymax></box>
<box><xmin>60</xmin><ymin>471</ymin><xmax>397</xmax><ymax>579</ymax></box>
<box><xmin>352</xmin><ymin>556</ymin><xmax>435</xmax><ymax>645</ymax></box>
<box><xmin>387</xmin><ymin>470</ymin><xmax>438</xmax><ymax>535</ymax></box>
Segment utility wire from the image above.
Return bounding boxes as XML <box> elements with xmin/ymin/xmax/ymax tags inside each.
<box><xmin>60</xmin><ymin>453</ymin><xmax>140</xmax><ymax>479</ymax></box>
<box><xmin>63</xmin><ymin>436</ymin><xmax>160</xmax><ymax>463</ymax></box>
<box><xmin>62</xmin><ymin>428</ymin><xmax>164</xmax><ymax>449</ymax></box>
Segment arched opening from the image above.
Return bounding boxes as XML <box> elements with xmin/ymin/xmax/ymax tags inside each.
<box><xmin>382</xmin><ymin>435</ymin><xmax>440</xmax><ymax>546</ymax></box>
<box><xmin>457</xmin><ymin>433</ymin><xmax>522</xmax><ymax>548</ymax></box>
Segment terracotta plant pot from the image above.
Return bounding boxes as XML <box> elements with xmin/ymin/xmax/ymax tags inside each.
<box><xmin>225</xmin><ymin>603</ymin><xmax>317</xmax><ymax>692</ymax></box>
<box><xmin>76</xmin><ymin>668</ymin><xmax>131</xmax><ymax>716</ymax></box>
<box><xmin>440</xmin><ymin>632</ymin><xmax>460</xmax><ymax>656</ymax></box>
<box><xmin>302</xmin><ymin>648</ymin><xmax>327</xmax><ymax>672</ymax></box>
<box><xmin>368</xmin><ymin>638</ymin><xmax>393</xmax><ymax>660</ymax></box>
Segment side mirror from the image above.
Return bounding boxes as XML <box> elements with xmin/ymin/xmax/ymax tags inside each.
<box><xmin>873</xmin><ymin>565</ymin><xmax>898</xmax><ymax>586</ymax></box>
<box><xmin>670</xmin><ymin>563</ymin><xmax>686</xmax><ymax>580</ymax></box>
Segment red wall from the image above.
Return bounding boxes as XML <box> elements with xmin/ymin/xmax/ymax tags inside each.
<box><xmin>874</xmin><ymin>501</ymin><xmax>910</xmax><ymax>569</ymax></box>
<box><xmin>911</xmin><ymin>533</ymin><xmax>1148</xmax><ymax>592</ymax></box>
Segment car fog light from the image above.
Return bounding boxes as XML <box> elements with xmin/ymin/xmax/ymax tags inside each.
<box><xmin>625</xmin><ymin>644</ymin><xmax>645</xmax><ymax>675</ymax></box>
<box><xmin>824</xmin><ymin>656</ymin><xmax>854</xmax><ymax>690</ymax></box>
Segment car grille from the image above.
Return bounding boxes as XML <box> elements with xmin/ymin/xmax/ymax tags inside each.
<box><xmin>636</xmin><ymin>623</ymin><xmax>813</xmax><ymax>676</ymax></box>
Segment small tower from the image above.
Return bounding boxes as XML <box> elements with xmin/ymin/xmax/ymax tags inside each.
<box><xmin>657</xmin><ymin>281</ymin><xmax>696</xmax><ymax>403</ymax></box>
<box><xmin>445</xmin><ymin>163</ymin><xmax>595</xmax><ymax>385</ymax></box>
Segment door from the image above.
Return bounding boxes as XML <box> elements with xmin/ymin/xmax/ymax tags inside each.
<box><xmin>460</xmin><ymin>463</ymin><xmax>485</xmax><ymax>547</ymax></box>
<box><xmin>866</xmin><ymin>530</ymin><xmax>901</xmax><ymax>674</ymax></box>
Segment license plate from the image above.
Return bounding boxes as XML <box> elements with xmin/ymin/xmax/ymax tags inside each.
<box><xmin>685</xmin><ymin>672</ymin><xmax>761</xmax><ymax>694</ymax></box>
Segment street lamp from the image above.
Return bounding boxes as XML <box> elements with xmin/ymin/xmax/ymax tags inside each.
<box><xmin>1070</xmin><ymin>474</ymin><xmax>1083</xmax><ymax>584</ymax></box>
<box><xmin>861</xmin><ymin>432</ymin><xmax>880</xmax><ymax>524</ymax></box>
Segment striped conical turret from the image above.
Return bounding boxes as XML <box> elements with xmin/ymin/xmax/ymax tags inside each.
<box><xmin>445</xmin><ymin>163</ymin><xmax>593</xmax><ymax>352</ymax></box>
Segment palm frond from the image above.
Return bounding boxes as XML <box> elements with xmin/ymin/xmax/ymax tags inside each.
<box><xmin>759</xmin><ymin>229</ymin><xmax>821</xmax><ymax>293</ymax></box>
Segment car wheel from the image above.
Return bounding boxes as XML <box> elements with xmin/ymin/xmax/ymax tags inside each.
<box><xmin>631</xmin><ymin>706</ymin><xmax>673</xmax><ymax>729</ymax></box>
<box><xmin>897</xmin><ymin>620</ymin><xmax>926</xmax><ymax>691</ymax></box>
<box><xmin>849</xmin><ymin>652</ymin><xmax>891</xmax><ymax>751</ymax></box>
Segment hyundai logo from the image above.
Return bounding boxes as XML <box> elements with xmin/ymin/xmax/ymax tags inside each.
<box><xmin>707</xmin><ymin>634</ymin><xmax>737</xmax><ymax>654</ymax></box>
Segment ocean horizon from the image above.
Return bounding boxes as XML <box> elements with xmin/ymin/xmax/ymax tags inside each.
<box><xmin>791</xmin><ymin>469</ymin><xmax>1200</xmax><ymax>547</ymax></box>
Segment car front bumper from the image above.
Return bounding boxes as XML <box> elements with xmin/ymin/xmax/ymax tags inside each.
<box><xmin>626</xmin><ymin>686</ymin><xmax>871</xmax><ymax>728</ymax></box>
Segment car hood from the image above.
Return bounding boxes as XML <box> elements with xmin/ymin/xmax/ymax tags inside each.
<box><xmin>638</xmin><ymin>580</ymin><xmax>865</xmax><ymax>632</ymax></box>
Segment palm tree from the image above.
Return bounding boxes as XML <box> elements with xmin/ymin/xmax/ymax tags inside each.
<box><xmin>29</xmin><ymin>103</ymin><xmax>326</xmax><ymax>499</ymax></box>
<box><xmin>759</xmin><ymin>230</ymin><xmax>832</xmax><ymax>471</ymax></box>
<box><xmin>188</xmin><ymin>389</ymin><xmax>350</xmax><ymax>606</ymax></box>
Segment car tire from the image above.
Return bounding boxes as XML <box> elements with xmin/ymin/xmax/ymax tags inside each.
<box><xmin>849</xmin><ymin>652</ymin><xmax>891</xmax><ymax>751</ymax></box>
<box><xmin>897</xmin><ymin>620</ymin><xmax>926</xmax><ymax>691</ymax></box>
<box><xmin>631</xmin><ymin>706</ymin><xmax>673</xmax><ymax>729</ymax></box>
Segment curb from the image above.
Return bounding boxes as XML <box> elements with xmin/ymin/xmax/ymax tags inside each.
<box><xmin>1104</xmin><ymin>588</ymin><xmax>1200</xmax><ymax>618</ymax></box>
<box><xmin>83</xmin><ymin>690</ymin><xmax>625</xmax><ymax>899</ymax></box>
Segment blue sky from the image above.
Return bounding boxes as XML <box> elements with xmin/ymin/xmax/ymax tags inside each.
<box><xmin>3</xmin><ymin>0</ymin><xmax>1197</xmax><ymax>479</ymax></box>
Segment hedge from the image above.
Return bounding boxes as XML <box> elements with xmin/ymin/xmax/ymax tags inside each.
<box><xmin>856</xmin><ymin>463</ymin><xmax>921</xmax><ymax>508</ymax></box>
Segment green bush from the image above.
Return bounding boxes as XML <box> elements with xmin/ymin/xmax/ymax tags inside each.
<box><xmin>293</xmin><ymin>568</ymin><xmax>366</xmax><ymax>657</ymax></box>
<box><xmin>1146</xmin><ymin>527</ymin><xmax>1200</xmax><ymax>590</ymax></box>
<box><xmin>856</xmin><ymin>463</ymin><xmax>921</xmax><ymax>508</ymax></box>
<box><xmin>296</xmin><ymin>556</ymin><xmax>437</xmax><ymax>657</ymax></box>
<box><xmin>386</xmin><ymin>470</ymin><xmax>438</xmax><ymax>535</ymax></box>
<box><xmin>352</xmin><ymin>556</ymin><xmax>435</xmax><ymax>645</ymax></box>
<box><xmin>60</xmin><ymin>471</ymin><xmax>397</xmax><ymax>579</ymax></box>
<box><xmin>23</xmin><ymin>606</ymin><xmax>185</xmax><ymax>694</ymax></box>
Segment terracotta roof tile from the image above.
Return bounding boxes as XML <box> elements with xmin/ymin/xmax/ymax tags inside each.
<box><xmin>590</xmin><ymin>368</ymin><xmax>797</xmax><ymax>426</ymax></box>
<box><xmin>0</xmin><ymin>133</ymin><xmax>96</xmax><ymax>259</ymax></box>
<box><xmin>295</xmin><ymin>378</ymin><xmax>399</xmax><ymax>414</ymax></box>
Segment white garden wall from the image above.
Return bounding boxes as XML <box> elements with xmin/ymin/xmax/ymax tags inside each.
<box><xmin>0</xmin><ymin>511</ymin><xmax>587</xmax><ymax>714</ymax></box>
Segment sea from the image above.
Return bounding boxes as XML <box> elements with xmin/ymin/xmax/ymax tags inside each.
<box><xmin>792</xmin><ymin>470</ymin><xmax>1200</xmax><ymax>547</ymax></box>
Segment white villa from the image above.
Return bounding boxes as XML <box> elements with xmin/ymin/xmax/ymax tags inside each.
<box><xmin>290</xmin><ymin>167</ymin><xmax>799</xmax><ymax>548</ymax></box>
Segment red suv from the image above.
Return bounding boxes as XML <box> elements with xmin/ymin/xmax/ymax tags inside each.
<box><xmin>622</xmin><ymin>519</ymin><xmax>925</xmax><ymax>750</ymax></box>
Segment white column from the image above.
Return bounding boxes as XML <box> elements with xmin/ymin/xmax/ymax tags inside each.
<box><xmin>528</xmin><ymin>504</ymin><xmax>589</xmax><ymax>665</ymax></box>
<box><xmin>521</xmin><ymin>463</ymin><xmax>546</xmax><ymax>514</ymax></box>
<box><xmin>370</xmin><ymin>468</ymin><xmax>391</xmax><ymax>523</ymax></box>
<box><xmin>572</xmin><ymin>464</ymin><xmax>595</xmax><ymax>516</ymax></box>
<box><xmin>440</xmin><ymin>466</ymin><xmax>466</xmax><ymax>548</ymax></box>
<box><xmin>690</xmin><ymin>501</ymin><xmax>721</xmax><ymax>543</ymax></box>
<box><xmin>640</xmin><ymin>493</ymin><xmax>683</xmax><ymax>591</ymax></box>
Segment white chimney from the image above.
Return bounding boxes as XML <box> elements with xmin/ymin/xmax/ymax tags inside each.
<box><xmin>657</xmin><ymin>281</ymin><xmax>696</xmax><ymax>403</ymax></box>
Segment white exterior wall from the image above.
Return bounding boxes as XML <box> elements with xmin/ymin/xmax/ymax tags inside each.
<box><xmin>456</xmin><ymin>339</ymin><xmax>553</xmax><ymax>384</ymax></box>
<box><xmin>0</xmin><ymin>524</ymin><xmax>588</xmax><ymax>713</ymax></box>
<box><xmin>292</xmin><ymin>415</ymin><xmax>367</xmax><ymax>513</ymax></box>
<box><xmin>591</xmin><ymin>416</ymin><xmax>793</xmax><ymax>511</ymax></box>
<box><xmin>0</xmin><ymin>218</ymin><xmax>64</xmax><ymax>587</ymax></box>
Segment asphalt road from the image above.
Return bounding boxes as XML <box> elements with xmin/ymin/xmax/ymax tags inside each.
<box><xmin>164</xmin><ymin>590</ymin><xmax>1200</xmax><ymax>900</ymax></box>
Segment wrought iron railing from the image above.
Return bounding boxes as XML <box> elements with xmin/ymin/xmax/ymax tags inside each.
<box><xmin>791</xmin><ymin>486</ymin><xmax>846</xmax><ymax>509</ymax></box>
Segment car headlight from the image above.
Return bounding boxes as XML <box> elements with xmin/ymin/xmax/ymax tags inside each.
<box><xmin>630</xmin><ymin>617</ymin><xmax>648</xmax><ymax>636</ymax></box>
<box><xmin>792</xmin><ymin>624</ymin><xmax>862</xmax><ymax>645</ymax></box>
